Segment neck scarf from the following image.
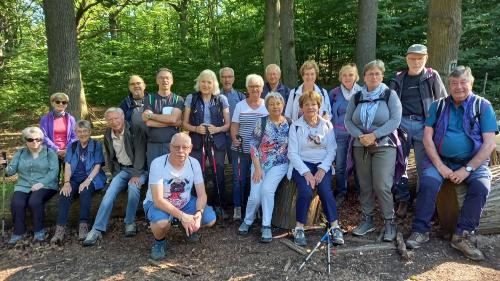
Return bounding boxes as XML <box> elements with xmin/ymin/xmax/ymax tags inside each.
<box><xmin>341</xmin><ymin>83</ymin><xmax>362</xmax><ymax>101</ymax></box>
<box><xmin>53</xmin><ymin>110</ymin><xmax>66</xmax><ymax>118</ymax></box>
<box><xmin>359</xmin><ymin>83</ymin><xmax>388</xmax><ymax>130</ymax></box>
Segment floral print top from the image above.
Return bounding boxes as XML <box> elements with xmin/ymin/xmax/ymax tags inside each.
<box><xmin>250</xmin><ymin>117</ymin><xmax>289</xmax><ymax>171</ymax></box>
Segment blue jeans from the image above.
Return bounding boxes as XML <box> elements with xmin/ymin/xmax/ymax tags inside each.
<box><xmin>394</xmin><ymin>116</ymin><xmax>427</xmax><ymax>202</ymax></box>
<box><xmin>334</xmin><ymin>132</ymin><xmax>360</xmax><ymax>197</ymax></box>
<box><xmin>56</xmin><ymin>179</ymin><xmax>96</xmax><ymax>226</ymax></box>
<box><xmin>92</xmin><ymin>168</ymin><xmax>148</xmax><ymax>232</ymax></box>
<box><xmin>231</xmin><ymin>150</ymin><xmax>251</xmax><ymax>207</ymax></box>
<box><xmin>144</xmin><ymin>196</ymin><xmax>216</xmax><ymax>225</ymax></box>
<box><xmin>293</xmin><ymin>162</ymin><xmax>337</xmax><ymax>224</ymax></box>
<box><xmin>412</xmin><ymin>163</ymin><xmax>491</xmax><ymax>234</ymax></box>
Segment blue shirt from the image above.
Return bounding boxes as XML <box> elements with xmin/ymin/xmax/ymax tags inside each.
<box><xmin>221</xmin><ymin>89</ymin><xmax>245</xmax><ymax>120</ymax></box>
<box><xmin>426</xmin><ymin>98</ymin><xmax>498</xmax><ymax>159</ymax></box>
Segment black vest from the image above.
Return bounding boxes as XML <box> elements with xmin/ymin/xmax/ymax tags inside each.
<box><xmin>189</xmin><ymin>92</ymin><xmax>226</xmax><ymax>150</ymax></box>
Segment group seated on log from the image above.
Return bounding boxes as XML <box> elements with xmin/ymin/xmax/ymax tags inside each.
<box><xmin>0</xmin><ymin>44</ymin><xmax>498</xmax><ymax>262</ymax></box>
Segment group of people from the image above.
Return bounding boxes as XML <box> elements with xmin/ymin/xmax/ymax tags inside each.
<box><xmin>0</xmin><ymin>44</ymin><xmax>497</xmax><ymax>262</ymax></box>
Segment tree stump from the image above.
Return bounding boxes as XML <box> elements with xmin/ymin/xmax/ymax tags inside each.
<box><xmin>436</xmin><ymin>165</ymin><xmax>500</xmax><ymax>235</ymax></box>
<box><xmin>271</xmin><ymin>179</ymin><xmax>323</xmax><ymax>229</ymax></box>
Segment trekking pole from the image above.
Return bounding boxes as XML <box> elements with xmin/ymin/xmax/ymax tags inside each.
<box><xmin>298</xmin><ymin>225</ymin><xmax>336</xmax><ymax>274</ymax></box>
<box><xmin>205</xmin><ymin>126</ymin><xmax>226</xmax><ymax>226</ymax></box>
<box><xmin>1</xmin><ymin>151</ymin><xmax>7</xmax><ymax>238</ymax></box>
<box><xmin>235</xmin><ymin>135</ymin><xmax>245</xmax><ymax>213</ymax></box>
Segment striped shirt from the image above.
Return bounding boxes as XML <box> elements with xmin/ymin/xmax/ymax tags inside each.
<box><xmin>231</xmin><ymin>99</ymin><xmax>268</xmax><ymax>153</ymax></box>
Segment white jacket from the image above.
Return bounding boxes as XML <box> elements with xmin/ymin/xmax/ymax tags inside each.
<box><xmin>284</xmin><ymin>84</ymin><xmax>332</xmax><ymax>122</ymax></box>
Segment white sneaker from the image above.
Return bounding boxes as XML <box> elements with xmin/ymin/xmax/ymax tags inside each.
<box><xmin>233</xmin><ymin>207</ymin><xmax>242</xmax><ymax>220</ymax></box>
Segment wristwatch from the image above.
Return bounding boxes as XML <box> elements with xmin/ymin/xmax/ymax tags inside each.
<box><xmin>146</xmin><ymin>112</ymin><xmax>153</xmax><ymax>119</ymax></box>
<box><xmin>465</xmin><ymin>165</ymin><xmax>474</xmax><ymax>172</ymax></box>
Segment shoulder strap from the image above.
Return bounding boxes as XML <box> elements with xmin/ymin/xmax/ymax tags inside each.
<box><xmin>354</xmin><ymin>91</ymin><xmax>362</xmax><ymax>107</ymax></box>
<box><xmin>238</xmin><ymin>91</ymin><xmax>245</xmax><ymax>101</ymax></box>
<box><xmin>72</xmin><ymin>141</ymin><xmax>77</xmax><ymax>153</ymax></box>
<box><xmin>435</xmin><ymin>97</ymin><xmax>446</xmax><ymax>124</ymax></box>
<box><xmin>470</xmin><ymin>96</ymin><xmax>482</xmax><ymax>128</ymax></box>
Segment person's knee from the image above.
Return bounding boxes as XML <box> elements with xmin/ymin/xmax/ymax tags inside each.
<box><xmin>469</xmin><ymin>178</ymin><xmax>490</xmax><ymax>197</ymax></box>
<box><xmin>205</xmin><ymin>219</ymin><xmax>216</xmax><ymax>228</ymax></box>
<box><xmin>151</xmin><ymin>220</ymin><xmax>171</xmax><ymax>232</ymax></box>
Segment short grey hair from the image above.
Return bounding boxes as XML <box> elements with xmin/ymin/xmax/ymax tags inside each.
<box><xmin>194</xmin><ymin>69</ymin><xmax>220</xmax><ymax>95</ymax></box>
<box><xmin>104</xmin><ymin>107</ymin><xmax>124</xmax><ymax>118</ymax></box>
<box><xmin>449</xmin><ymin>66</ymin><xmax>474</xmax><ymax>84</ymax></box>
<box><xmin>219</xmin><ymin>67</ymin><xmax>234</xmax><ymax>77</ymax></box>
<box><xmin>75</xmin><ymin>120</ymin><xmax>92</xmax><ymax>131</ymax></box>
<box><xmin>170</xmin><ymin>132</ymin><xmax>192</xmax><ymax>146</ymax></box>
<box><xmin>245</xmin><ymin>74</ymin><xmax>264</xmax><ymax>88</ymax></box>
<box><xmin>264</xmin><ymin>92</ymin><xmax>285</xmax><ymax>109</ymax></box>
<box><xmin>363</xmin><ymin>59</ymin><xmax>385</xmax><ymax>75</ymax></box>
<box><xmin>22</xmin><ymin>126</ymin><xmax>44</xmax><ymax>140</ymax></box>
<box><xmin>265</xmin><ymin>64</ymin><xmax>281</xmax><ymax>75</ymax></box>
<box><xmin>156</xmin><ymin>68</ymin><xmax>173</xmax><ymax>78</ymax></box>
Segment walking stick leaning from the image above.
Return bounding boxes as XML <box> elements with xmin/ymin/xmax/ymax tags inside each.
<box><xmin>235</xmin><ymin>135</ymin><xmax>245</xmax><ymax>212</ymax></box>
<box><xmin>1</xmin><ymin>151</ymin><xmax>7</xmax><ymax>238</ymax></box>
<box><xmin>298</xmin><ymin>225</ymin><xmax>338</xmax><ymax>275</ymax></box>
<box><xmin>204</xmin><ymin>126</ymin><xmax>226</xmax><ymax>225</ymax></box>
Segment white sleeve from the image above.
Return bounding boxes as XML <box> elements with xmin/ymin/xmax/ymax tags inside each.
<box><xmin>287</xmin><ymin>124</ymin><xmax>310</xmax><ymax>176</ymax></box>
<box><xmin>191</xmin><ymin>158</ymin><xmax>204</xmax><ymax>185</ymax></box>
<box><xmin>284</xmin><ymin>89</ymin><xmax>294</xmax><ymax>119</ymax></box>
<box><xmin>148</xmin><ymin>157</ymin><xmax>164</xmax><ymax>185</ymax></box>
<box><xmin>318</xmin><ymin>125</ymin><xmax>336</xmax><ymax>173</ymax></box>
<box><xmin>232</xmin><ymin>101</ymin><xmax>242</xmax><ymax>123</ymax></box>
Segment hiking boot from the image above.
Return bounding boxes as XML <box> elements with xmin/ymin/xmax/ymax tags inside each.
<box><xmin>238</xmin><ymin>222</ymin><xmax>251</xmax><ymax>235</ymax></box>
<box><xmin>215</xmin><ymin>207</ymin><xmax>229</xmax><ymax>220</ymax></box>
<box><xmin>33</xmin><ymin>230</ymin><xmax>47</xmax><ymax>242</ymax></box>
<box><xmin>451</xmin><ymin>231</ymin><xmax>485</xmax><ymax>261</ymax></box>
<box><xmin>406</xmin><ymin>232</ymin><xmax>429</xmax><ymax>249</ymax></box>
<box><xmin>233</xmin><ymin>207</ymin><xmax>242</xmax><ymax>220</ymax></box>
<box><xmin>260</xmin><ymin>226</ymin><xmax>272</xmax><ymax>243</ymax></box>
<box><xmin>83</xmin><ymin>229</ymin><xmax>102</xmax><ymax>246</ymax></box>
<box><xmin>125</xmin><ymin>223</ymin><xmax>137</xmax><ymax>237</ymax></box>
<box><xmin>78</xmin><ymin>223</ymin><xmax>89</xmax><ymax>241</ymax></box>
<box><xmin>330</xmin><ymin>227</ymin><xmax>344</xmax><ymax>246</ymax></box>
<box><xmin>335</xmin><ymin>194</ymin><xmax>346</xmax><ymax>207</ymax></box>
<box><xmin>150</xmin><ymin>239</ymin><xmax>166</xmax><ymax>261</ymax></box>
<box><xmin>293</xmin><ymin>227</ymin><xmax>307</xmax><ymax>246</ymax></box>
<box><xmin>396</xmin><ymin>201</ymin><xmax>409</xmax><ymax>218</ymax></box>
<box><xmin>383</xmin><ymin>219</ymin><xmax>397</xmax><ymax>242</ymax></box>
<box><xmin>8</xmin><ymin>233</ymin><xmax>25</xmax><ymax>245</ymax></box>
<box><xmin>352</xmin><ymin>216</ymin><xmax>375</xmax><ymax>236</ymax></box>
<box><xmin>51</xmin><ymin>225</ymin><xmax>66</xmax><ymax>244</ymax></box>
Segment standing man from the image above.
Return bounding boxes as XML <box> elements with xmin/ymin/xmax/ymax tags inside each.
<box><xmin>261</xmin><ymin>64</ymin><xmax>290</xmax><ymax>104</ymax></box>
<box><xmin>144</xmin><ymin>133</ymin><xmax>216</xmax><ymax>261</ymax></box>
<box><xmin>120</xmin><ymin>75</ymin><xmax>149</xmax><ymax>133</ymax></box>
<box><xmin>405</xmin><ymin>66</ymin><xmax>498</xmax><ymax>261</ymax></box>
<box><xmin>142</xmin><ymin>68</ymin><xmax>184</xmax><ymax>167</ymax></box>
<box><xmin>220</xmin><ymin>67</ymin><xmax>246</xmax><ymax>163</ymax></box>
<box><xmin>389</xmin><ymin>44</ymin><xmax>447</xmax><ymax>218</ymax></box>
<box><xmin>83</xmin><ymin>107</ymin><xmax>148</xmax><ymax>246</ymax></box>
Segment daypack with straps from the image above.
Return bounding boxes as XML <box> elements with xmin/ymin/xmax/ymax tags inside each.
<box><xmin>434</xmin><ymin>96</ymin><xmax>482</xmax><ymax>129</ymax></box>
<box><xmin>289</xmin><ymin>85</ymin><xmax>330</xmax><ymax>115</ymax></box>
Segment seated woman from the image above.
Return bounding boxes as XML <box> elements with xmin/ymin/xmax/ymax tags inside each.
<box><xmin>182</xmin><ymin>69</ymin><xmax>230</xmax><ymax>220</ymax></box>
<box><xmin>288</xmin><ymin>90</ymin><xmax>342</xmax><ymax>246</ymax></box>
<box><xmin>51</xmin><ymin>120</ymin><xmax>107</xmax><ymax>244</ymax></box>
<box><xmin>2</xmin><ymin>127</ymin><xmax>59</xmax><ymax>244</ymax></box>
<box><xmin>238</xmin><ymin>92</ymin><xmax>289</xmax><ymax>242</ymax></box>
<box><xmin>344</xmin><ymin>59</ymin><xmax>402</xmax><ymax>242</ymax></box>
<box><xmin>39</xmin><ymin>92</ymin><xmax>77</xmax><ymax>172</ymax></box>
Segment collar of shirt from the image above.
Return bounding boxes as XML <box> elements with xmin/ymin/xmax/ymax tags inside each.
<box><xmin>111</xmin><ymin>129</ymin><xmax>125</xmax><ymax>140</ymax></box>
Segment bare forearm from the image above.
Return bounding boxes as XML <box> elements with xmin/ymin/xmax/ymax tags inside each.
<box><xmin>468</xmin><ymin>133</ymin><xmax>496</xmax><ymax>170</ymax></box>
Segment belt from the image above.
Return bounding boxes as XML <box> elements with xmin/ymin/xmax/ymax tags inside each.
<box><xmin>440</xmin><ymin>156</ymin><xmax>470</xmax><ymax>166</ymax></box>
<box><xmin>120</xmin><ymin>164</ymin><xmax>133</xmax><ymax>169</ymax></box>
<box><xmin>404</xmin><ymin>114</ymin><xmax>423</xmax><ymax>121</ymax></box>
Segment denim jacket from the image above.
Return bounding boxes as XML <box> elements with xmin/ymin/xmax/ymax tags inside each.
<box><xmin>65</xmin><ymin>139</ymin><xmax>107</xmax><ymax>190</ymax></box>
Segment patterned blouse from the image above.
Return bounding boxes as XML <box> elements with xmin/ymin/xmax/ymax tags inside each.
<box><xmin>250</xmin><ymin>117</ymin><xmax>289</xmax><ymax>171</ymax></box>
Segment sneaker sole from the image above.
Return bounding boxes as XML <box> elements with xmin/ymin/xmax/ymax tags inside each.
<box><xmin>450</xmin><ymin>243</ymin><xmax>485</xmax><ymax>261</ymax></box>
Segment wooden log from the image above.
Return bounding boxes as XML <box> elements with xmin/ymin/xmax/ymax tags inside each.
<box><xmin>272</xmin><ymin>179</ymin><xmax>323</xmax><ymax>229</ymax></box>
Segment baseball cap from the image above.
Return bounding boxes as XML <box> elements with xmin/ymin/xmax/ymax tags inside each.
<box><xmin>406</xmin><ymin>44</ymin><xmax>428</xmax><ymax>55</ymax></box>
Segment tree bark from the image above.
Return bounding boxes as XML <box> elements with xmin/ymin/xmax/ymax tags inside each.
<box><xmin>355</xmin><ymin>0</ymin><xmax>378</xmax><ymax>79</ymax></box>
<box><xmin>264</xmin><ymin>0</ymin><xmax>280</xmax><ymax>68</ymax></box>
<box><xmin>280</xmin><ymin>0</ymin><xmax>297</xmax><ymax>88</ymax></box>
<box><xmin>43</xmin><ymin>0</ymin><xmax>85</xmax><ymax>119</ymax></box>
<box><xmin>427</xmin><ymin>0</ymin><xmax>462</xmax><ymax>89</ymax></box>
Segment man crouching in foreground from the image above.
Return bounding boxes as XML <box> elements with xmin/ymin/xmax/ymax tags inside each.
<box><xmin>143</xmin><ymin>132</ymin><xmax>216</xmax><ymax>260</ymax></box>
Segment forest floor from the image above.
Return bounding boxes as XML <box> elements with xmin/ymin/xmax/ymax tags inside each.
<box><xmin>0</xmin><ymin>109</ymin><xmax>499</xmax><ymax>281</ymax></box>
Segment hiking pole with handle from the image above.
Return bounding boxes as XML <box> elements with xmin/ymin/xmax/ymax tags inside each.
<box><xmin>235</xmin><ymin>135</ymin><xmax>245</xmax><ymax>215</ymax></box>
<box><xmin>298</xmin><ymin>225</ymin><xmax>337</xmax><ymax>275</ymax></box>
<box><xmin>1</xmin><ymin>151</ymin><xmax>7</xmax><ymax>238</ymax></box>
<box><xmin>204</xmin><ymin>126</ymin><xmax>225</xmax><ymax>226</ymax></box>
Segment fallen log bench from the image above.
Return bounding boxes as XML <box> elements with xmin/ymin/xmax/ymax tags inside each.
<box><xmin>436</xmin><ymin>165</ymin><xmax>500</xmax><ymax>235</ymax></box>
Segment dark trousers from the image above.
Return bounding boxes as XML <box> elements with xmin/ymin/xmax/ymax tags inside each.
<box><xmin>293</xmin><ymin>162</ymin><xmax>337</xmax><ymax>224</ymax></box>
<box><xmin>11</xmin><ymin>189</ymin><xmax>57</xmax><ymax>235</ymax></box>
<box><xmin>56</xmin><ymin>179</ymin><xmax>96</xmax><ymax>226</ymax></box>
<box><xmin>191</xmin><ymin>148</ymin><xmax>226</xmax><ymax>208</ymax></box>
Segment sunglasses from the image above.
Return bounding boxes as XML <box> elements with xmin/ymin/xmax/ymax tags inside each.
<box><xmin>54</xmin><ymin>100</ymin><xmax>68</xmax><ymax>105</ymax></box>
<box><xmin>26</xmin><ymin>138</ymin><xmax>43</xmax><ymax>143</ymax></box>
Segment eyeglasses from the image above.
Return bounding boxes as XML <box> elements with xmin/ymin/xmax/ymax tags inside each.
<box><xmin>26</xmin><ymin>138</ymin><xmax>43</xmax><ymax>143</ymax></box>
<box><xmin>365</xmin><ymin>72</ymin><xmax>383</xmax><ymax>77</ymax></box>
<box><xmin>54</xmin><ymin>100</ymin><xmax>68</xmax><ymax>105</ymax></box>
<box><xmin>171</xmin><ymin>145</ymin><xmax>191</xmax><ymax>151</ymax></box>
<box><xmin>129</xmin><ymin>82</ymin><xmax>143</xmax><ymax>86</ymax></box>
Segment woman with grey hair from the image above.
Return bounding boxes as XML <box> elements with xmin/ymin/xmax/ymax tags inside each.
<box><xmin>1</xmin><ymin>127</ymin><xmax>59</xmax><ymax>244</ymax></box>
<box><xmin>345</xmin><ymin>59</ymin><xmax>402</xmax><ymax>241</ymax></box>
<box><xmin>182</xmin><ymin>69</ymin><xmax>231</xmax><ymax>220</ymax></box>
<box><xmin>51</xmin><ymin>120</ymin><xmax>107</xmax><ymax>244</ymax></box>
<box><xmin>230</xmin><ymin>74</ymin><xmax>268</xmax><ymax>220</ymax></box>
<box><xmin>238</xmin><ymin>92</ymin><xmax>289</xmax><ymax>242</ymax></box>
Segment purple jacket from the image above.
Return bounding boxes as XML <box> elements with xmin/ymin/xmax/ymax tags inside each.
<box><xmin>39</xmin><ymin>111</ymin><xmax>77</xmax><ymax>151</ymax></box>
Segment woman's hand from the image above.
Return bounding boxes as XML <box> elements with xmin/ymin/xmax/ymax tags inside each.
<box><xmin>205</xmin><ymin>124</ymin><xmax>219</xmax><ymax>134</ymax></box>
<box><xmin>195</xmin><ymin>124</ymin><xmax>207</xmax><ymax>135</ymax></box>
<box><xmin>359</xmin><ymin>133</ymin><xmax>376</xmax><ymax>147</ymax></box>
<box><xmin>79</xmin><ymin>178</ymin><xmax>91</xmax><ymax>193</ymax></box>
<box><xmin>303</xmin><ymin>172</ymin><xmax>316</xmax><ymax>189</ymax></box>
<box><xmin>57</xmin><ymin>149</ymin><xmax>66</xmax><ymax>159</ymax></box>
<box><xmin>31</xmin><ymin>183</ymin><xmax>44</xmax><ymax>192</ymax></box>
<box><xmin>252</xmin><ymin>166</ymin><xmax>263</xmax><ymax>183</ymax></box>
<box><xmin>314</xmin><ymin>168</ymin><xmax>326</xmax><ymax>184</ymax></box>
<box><xmin>60</xmin><ymin>182</ymin><xmax>72</xmax><ymax>197</ymax></box>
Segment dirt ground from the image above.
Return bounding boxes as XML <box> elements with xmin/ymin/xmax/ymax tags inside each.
<box><xmin>0</xmin><ymin>197</ymin><xmax>499</xmax><ymax>281</ymax></box>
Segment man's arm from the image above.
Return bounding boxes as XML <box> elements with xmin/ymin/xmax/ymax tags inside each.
<box><xmin>151</xmin><ymin>183</ymin><xmax>188</xmax><ymax>220</ymax></box>
<box><xmin>422</xmin><ymin>126</ymin><xmax>453</xmax><ymax>179</ymax></box>
<box><xmin>143</xmin><ymin>108</ymin><xmax>182</xmax><ymax>127</ymax></box>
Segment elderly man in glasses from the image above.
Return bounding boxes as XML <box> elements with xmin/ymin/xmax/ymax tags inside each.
<box><xmin>119</xmin><ymin>75</ymin><xmax>150</xmax><ymax>133</ymax></box>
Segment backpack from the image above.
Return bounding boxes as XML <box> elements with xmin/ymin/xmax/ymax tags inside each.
<box><xmin>289</xmin><ymin>86</ymin><xmax>330</xmax><ymax>115</ymax></box>
<box><xmin>353</xmin><ymin>89</ymin><xmax>408</xmax><ymax>142</ymax></box>
<box><xmin>434</xmin><ymin>96</ymin><xmax>482</xmax><ymax>129</ymax></box>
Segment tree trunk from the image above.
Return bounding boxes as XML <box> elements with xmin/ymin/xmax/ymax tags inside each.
<box><xmin>43</xmin><ymin>0</ymin><xmax>85</xmax><ymax>119</ymax></box>
<box><xmin>280</xmin><ymin>0</ymin><xmax>297</xmax><ymax>88</ymax></box>
<box><xmin>427</xmin><ymin>0</ymin><xmax>462</xmax><ymax>89</ymax></box>
<box><xmin>355</xmin><ymin>0</ymin><xmax>378</xmax><ymax>78</ymax></box>
<box><xmin>264</xmin><ymin>0</ymin><xmax>280</xmax><ymax>68</ymax></box>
